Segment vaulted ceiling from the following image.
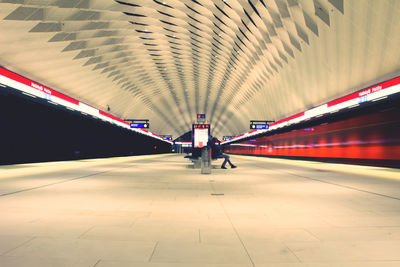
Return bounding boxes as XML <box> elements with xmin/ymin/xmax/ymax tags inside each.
<box><xmin>0</xmin><ymin>0</ymin><xmax>399</xmax><ymax>139</ymax></box>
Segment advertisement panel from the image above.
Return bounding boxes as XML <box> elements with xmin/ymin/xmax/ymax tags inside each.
<box><xmin>192</xmin><ymin>124</ymin><xmax>210</xmax><ymax>148</ymax></box>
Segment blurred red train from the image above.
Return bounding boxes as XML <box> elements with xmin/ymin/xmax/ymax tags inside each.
<box><xmin>225</xmin><ymin>107</ymin><xmax>400</xmax><ymax>167</ymax></box>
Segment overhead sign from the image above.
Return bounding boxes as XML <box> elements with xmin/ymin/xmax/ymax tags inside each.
<box><xmin>250</xmin><ymin>124</ymin><xmax>269</xmax><ymax>130</ymax></box>
<box><xmin>126</xmin><ymin>119</ymin><xmax>149</xmax><ymax>129</ymax></box>
<box><xmin>193</xmin><ymin>124</ymin><xmax>210</xmax><ymax>148</ymax></box>
<box><xmin>130</xmin><ymin>123</ymin><xmax>149</xmax><ymax>128</ymax></box>
<box><xmin>250</xmin><ymin>120</ymin><xmax>273</xmax><ymax>130</ymax></box>
<box><xmin>197</xmin><ymin>113</ymin><xmax>206</xmax><ymax>123</ymax></box>
<box><xmin>162</xmin><ymin>135</ymin><xmax>172</xmax><ymax>141</ymax></box>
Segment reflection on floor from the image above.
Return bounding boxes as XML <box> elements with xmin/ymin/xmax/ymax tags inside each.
<box><xmin>0</xmin><ymin>154</ymin><xmax>400</xmax><ymax>267</ymax></box>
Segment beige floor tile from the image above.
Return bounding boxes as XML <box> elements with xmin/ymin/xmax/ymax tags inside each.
<box><xmin>255</xmin><ymin>262</ymin><xmax>400</xmax><ymax>267</ymax></box>
<box><xmin>307</xmin><ymin>227</ymin><xmax>400</xmax><ymax>241</ymax></box>
<box><xmin>0</xmin><ymin>154</ymin><xmax>399</xmax><ymax>266</ymax></box>
<box><xmin>238</xmin><ymin>227</ymin><xmax>320</xmax><ymax>243</ymax></box>
<box><xmin>199</xmin><ymin>225</ymin><xmax>240</xmax><ymax>244</ymax></box>
<box><xmin>286</xmin><ymin>241</ymin><xmax>400</xmax><ymax>261</ymax></box>
<box><xmin>81</xmin><ymin>224</ymin><xmax>199</xmax><ymax>243</ymax></box>
<box><xmin>5</xmin><ymin>237</ymin><xmax>156</xmax><ymax>262</ymax></box>
<box><xmin>243</xmin><ymin>240</ymin><xmax>301</xmax><ymax>264</ymax></box>
<box><xmin>0</xmin><ymin>236</ymin><xmax>34</xmax><ymax>255</ymax></box>
<box><xmin>0</xmin><ymin>256</ymin><xmax>97</xmax><ymax>267</ymax></box>
<box><xmin>1</xmin><ymin>222</ymin><xmax>90</xmax><ymax>239</ymax></box>
<box><xmin>322</xmin><ymin>214</ymin><xmax>400</xmax><ymax>227</ymax></box>
<box><xmin>150</xmin><ymin>242</ymin><xmax>251</xmax><ymax>264</ymax></box>
<box><xmin>97</xmin><ymin>260</ymin><xmax>253</xmax><ymax>267</ymax></box>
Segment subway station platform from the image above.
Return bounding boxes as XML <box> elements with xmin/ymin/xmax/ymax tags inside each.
<box><xmin>0</xmin><ymin>154</ymin><xmax>400</xmax><ymax>267</ymax></box>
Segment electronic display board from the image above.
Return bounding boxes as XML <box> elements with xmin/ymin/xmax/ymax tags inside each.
<box><xmin>192</xmin><ymin>124</ymin><xmax>210</xmax><ymax>148</ymax></box>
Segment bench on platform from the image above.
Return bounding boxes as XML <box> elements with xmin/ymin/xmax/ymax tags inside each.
<box><xmin>184</xmin><ymin>154</ymin><xmax>201</xmax><ymax>168</ymax></box>
<box><xmin>185</xmin><ymin>147</ymin><xmax>212</xmax><ymax>173</ymax></box>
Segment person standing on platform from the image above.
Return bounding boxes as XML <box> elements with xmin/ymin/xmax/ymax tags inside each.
<box><xmin>208</xmin><ymin>137</ymin><xmax>237</xmax><ymax>169</ymax></box>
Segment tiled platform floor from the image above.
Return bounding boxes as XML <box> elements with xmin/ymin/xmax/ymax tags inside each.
<box><xmin>0</xmin><ymin>154</ymin><xmax>399</xmax><ymax>267</ymax></box>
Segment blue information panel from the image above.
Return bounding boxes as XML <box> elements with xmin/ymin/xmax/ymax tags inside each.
<box><xmin>197</xmin><ymin>113</ymin><xmax>206</xmax><ymax>123</ymax></box>
<box><xmin>162</xmin><ymin>136</ymin><xmax>172</xmax><ymax>141</ymax></box>
<box><xmin>130</xmin><ymin>123</ymin><xmax>149</xmax><ymax>128</ymax></box>
<box><xmin>250</xmin><ymin>124</ymin><xmax>269</xmax><ymax>130</ymax></box>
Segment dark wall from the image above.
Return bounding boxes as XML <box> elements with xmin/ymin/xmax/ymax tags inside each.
<box><xmin>0</xmin><ymin>87</ymin><xmax>171</xmax><ymax>165</ymax></box>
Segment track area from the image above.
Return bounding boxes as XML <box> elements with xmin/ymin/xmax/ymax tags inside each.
<box><xmin>0</xmin><ymin>154</ymin><xmax>399</xmax><ymax>267</ymax></box>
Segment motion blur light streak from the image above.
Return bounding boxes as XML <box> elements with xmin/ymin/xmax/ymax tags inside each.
<box><xmin>225</xmin><ymin>108</ymin><xmax>400</xmax><ymax>167</ymax></box>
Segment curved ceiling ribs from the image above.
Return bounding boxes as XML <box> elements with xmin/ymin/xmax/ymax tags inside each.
<box><xmin>3</xmin><ymin>0</ymin><xmax>399</xmax><ymax>139</ymax></box>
